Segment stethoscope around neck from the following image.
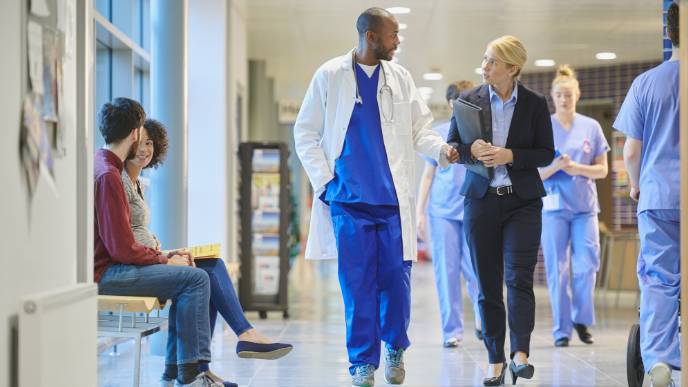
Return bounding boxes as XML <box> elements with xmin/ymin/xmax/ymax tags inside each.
<box><xmin>352</xmin><ymin>50</ymin><xmax>395</xmax><ymax>125</ymax></box>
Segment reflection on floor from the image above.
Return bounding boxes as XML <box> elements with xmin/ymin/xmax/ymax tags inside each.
<box><xmin>98</xmin><ymin>260</ymin><xmax>680</xmax><ymax>387</ymax></box>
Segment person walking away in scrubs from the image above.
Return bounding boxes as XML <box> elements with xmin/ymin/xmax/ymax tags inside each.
<box><xmin>613</xmin><ymin>4</ymin><xmax>681</xmax><ymax>387</ymax></box>
<box><xmin>538</xmin><ymin>65</ymin><xmax>610</xmax><ymax>348</ymax></box>
<box><xmin>293</xmin><ymin>8</ymin><xmax>458</xmax><ymax>387</ymax></box>
<box><xmin>416</xmin><ymin>80</ymin><xmax>483</xmax><ymax>348</ymax></box>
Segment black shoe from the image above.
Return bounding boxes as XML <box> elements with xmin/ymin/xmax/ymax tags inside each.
<box><xmin>475</xmin><ymin>327</ymin><xmax>483</xmax><ymax>341</ymax></box>
<box><xmin>573</xmin><ymin>323</ymin><xmax>594</xmax><ymax>344</ymax></box>
<box><xmin>509</xmin><ymin>360</ymin><xmax>535</xmax><ymax>385</ymax></box>
<box><xmin>554</xmin><ymin>338</ymin><xmax>569</xmax><ymax>347</ymax></box>
<box><xmin>483</xmin><ymin>361</ymin><xmax>507</xmax><ymax>386</ymax></box>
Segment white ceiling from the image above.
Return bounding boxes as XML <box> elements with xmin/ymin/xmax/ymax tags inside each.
<box><xmin>247</xmin><ymin>0</ymin><xmax>664</xmax><ymax>102</ymax></box>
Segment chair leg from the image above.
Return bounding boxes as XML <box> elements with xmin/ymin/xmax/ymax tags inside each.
<box><xmin>133</xmin><ymin>336</ymin><xmax>141</xmax><ymax>387</ymax></box>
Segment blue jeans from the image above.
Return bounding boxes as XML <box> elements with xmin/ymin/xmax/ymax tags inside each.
<box><xmin>194</xmin><ymin>258</ymin><xmax>253</xmax><ymax>373</ymax></box>
<box><xmin>98</xmin><ymin>263</ymin><xmax>212</xmax><ymax>364</ymax></box>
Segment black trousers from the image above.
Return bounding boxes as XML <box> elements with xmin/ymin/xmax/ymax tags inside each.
<box><xmin>464</xmin><ymin>192</ymin><xmax>543</xmax><ymax>364</ymax></box>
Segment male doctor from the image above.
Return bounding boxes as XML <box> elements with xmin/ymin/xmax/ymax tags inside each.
<box><xmin>294</xmin><ymin>7</ymin><xmax>457</xmax><ymax>387</ymax></box>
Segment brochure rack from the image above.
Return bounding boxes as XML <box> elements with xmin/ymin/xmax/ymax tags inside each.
<box><xmin>238</xmin><ymin>142</ymin><xmax>290</xmax><ymax>319</ymax></box>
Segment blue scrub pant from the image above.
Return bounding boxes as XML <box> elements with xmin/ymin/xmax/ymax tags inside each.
<box><xmin>429</xmin><ymin>216</ymin><xmax>480</xmax><ymax>342</ymax></box>
<box><xmin>637</xmin><ymin>210</ymin><xmax>681</xmax><ymax>372</ymax></box>
<box><xmin>330</xmin><ymin>201</ymin><xmax>412</xmax><ymax>374</ymax></box>
<box><xmin>541</xmin><ymin>210</ymin><xmax>600</xmax><ymax>341</ymax></box>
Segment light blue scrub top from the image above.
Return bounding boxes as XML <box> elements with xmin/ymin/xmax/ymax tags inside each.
<box><xmin>488</xmin><ymin>81</ymin><xmax>518</xmax><ymax>187</ymax></box>
<box><xmin>543</xmin><ymin>115</ymin><xmax>610</xmax><ymax>213</ymax></box>
<box><xmin>325</xmin><ymin>63</ymin><xmax>399</xmax><ymax>206</ymax></box>
<box><xmin>420</xmin><ymin>122</ymin><xmax>467</xmax><ymax>221</ymax></box>
<box><xmin>613</xmin><ymin>60</ymin><xmax>681</xmax><ymax>214</ymax></box>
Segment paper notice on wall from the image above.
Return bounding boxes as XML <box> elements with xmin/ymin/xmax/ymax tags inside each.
<box><xmin>30</xmin><ymin>0</ymin><xmax>51</xmax><ymax>17</ymax></box>
<box><xmin>27</xmin><ymin>21</ymin><xmax>44</xmax><ymax>95</ymax></box>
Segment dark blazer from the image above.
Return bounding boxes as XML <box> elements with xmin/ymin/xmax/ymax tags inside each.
<box><xmin>447</xmin><ymin>83</ymin><xmax>555</xmax><ymax>200</ymax></box>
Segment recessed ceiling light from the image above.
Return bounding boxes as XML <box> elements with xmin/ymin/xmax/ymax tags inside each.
<box><xmin>399</xmin><ymin>23</ymin><xmax>407</xmax><ymax>30</ymax></box>
<box><xmin>387</xmin><ymin>7</ymin><xmax>410</xmax><ymax>14</ymax></box>
<box><xmin>534</xmin><ymin>59</ymin><xmax>555</xmax><ymax>67</ymax></box>
<box><xmin>474</xmin><ymin>68</ymin><xmax>482</xmax><ymax>75</ymax></box>
<box><xmin>596</xmin><ymin>52</ymin><xmax>617</xmax><ymax>60</ymax></box>
<box><xmin>417</xmin><ymin>87</ymin><xmax>434</xmax><ymax>94</ymax></box>
<box><xmin>398</xmin><ymin>35</ymin><xmax>405</xmax><ymax>42</ymax></box>
<box><xmin>423</xmin><ymin>73</ymin><xmax>443</xmax><ymax>81</ymax></box>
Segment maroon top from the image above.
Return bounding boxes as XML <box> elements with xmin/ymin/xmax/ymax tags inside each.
<box><xmin>93</xmin><ymin>148</ymin><xmax>168</xmax><ymax>283</ymax></box>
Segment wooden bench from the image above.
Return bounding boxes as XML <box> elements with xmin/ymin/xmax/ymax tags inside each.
<box><xmin>97</xmin><ymin>296</ymin><xmax>169</xmax><ymax>387</ymax></box>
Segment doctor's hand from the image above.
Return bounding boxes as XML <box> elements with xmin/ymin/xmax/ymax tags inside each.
<box><xmin>471</xmin><ymin>140</ymin><xmax>492</xmax><ymax>159</ymax></box>
<box><xmin>630</xmin><ymin>187</ymin><xmax>640</xmax><ymax>202</ymax></box>
<box><xmin>441</xmin><ymin>145</ymin><xmax>459</xmax><ymax>164</ymax></box>
<box><xmin>479</xmin><ymin>146</ymin><xmax>513</xmax><ymax>167</ymax></box>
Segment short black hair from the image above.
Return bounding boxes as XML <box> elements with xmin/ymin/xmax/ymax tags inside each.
<box><xmin>667</xmin><ymin>3</ymin><xmax>679</xmax><ymax>48</ymax></box>
<box><xmin>446</xmin><ymin>80</ymin><xmax>476</xmax><ymax>102</ymax></box>
<box><xmin>356</xmin><ymin>7</ymin><xmax>394</xmax><ymax>40</ymax></box>
<box><xmin>143</xmin><ymin>119</ymin><xmax>169</xmax><ymax>170</ymax></box>
<box><xmin>98</xmin><ymin>97</ymin><xmax>146</xmax><ymax>145</ymax></box>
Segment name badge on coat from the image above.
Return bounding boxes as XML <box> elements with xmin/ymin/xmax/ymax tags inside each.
<box><xmin>542</xmin><ymin>186</ymin><xmax>562</xmax><ymax>211</ymax></box>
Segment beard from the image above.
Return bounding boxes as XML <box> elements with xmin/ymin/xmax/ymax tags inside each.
<box><xmin>373</xmin><ymin>38</ymin><xmax>396</xmax><ymax>61</ymax></box>
<box><xmin>125</xmin><ymin>139</ymin><xmax>140</xmax><ymax>161</ymax></box>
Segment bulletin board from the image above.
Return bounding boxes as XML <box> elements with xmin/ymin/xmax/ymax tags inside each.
<box><xmin>20</xmin><ymin>0</ymin><xmax>73</xmax><ymax>197</ymax></box>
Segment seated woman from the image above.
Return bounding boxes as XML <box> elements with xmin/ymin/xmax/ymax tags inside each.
<box><xmin>122</xmin><ymin>118</ymin><xmax>292</xmax><ymax>387</ymax></box>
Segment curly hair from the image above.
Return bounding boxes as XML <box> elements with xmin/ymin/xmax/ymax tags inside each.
<box><xmin>143</xmin><ymin>119</ymin><xmax>169</xmax><ymax>169</ymax></box>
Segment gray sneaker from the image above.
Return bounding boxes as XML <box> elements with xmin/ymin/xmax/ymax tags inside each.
<box><xmin>352</xmin><ymin>364</ymin><xmax>376</xmax><ymax>387</ymax></box>
<box><xmin>383</xmin><ymin>348</ymin><xmax>405</xmax><ymax>385</ymax></box>
<box><xmin>160</xmin><ymin>377</ymin><xmax>174</xmax><ymax>387</ymax></box>
<box><xmin>174</xmin><ymin>374</ymin><xmax>224</xmax><ymax>387</ymax></box>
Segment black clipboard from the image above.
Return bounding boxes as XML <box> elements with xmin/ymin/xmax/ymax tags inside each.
<box><xmin>452</xmin><ymin>99</ymin><xmax>494</xmax><ymax>180</ymax></box>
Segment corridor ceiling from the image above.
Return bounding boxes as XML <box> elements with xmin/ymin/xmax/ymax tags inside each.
<box><xmin>248</xmin><ymin>0</ymin><xmax>664</xmax><ymax>102</ymax></box>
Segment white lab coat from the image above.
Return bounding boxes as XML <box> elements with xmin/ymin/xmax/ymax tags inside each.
<box><xmin>294</xmin><ymin>47</ymin><xmax>449</xmax><ymax>261</ymax></box>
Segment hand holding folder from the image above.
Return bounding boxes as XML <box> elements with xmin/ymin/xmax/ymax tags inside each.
<box><xmin>452</xmin><ymin>99</ymin><xmax>494</xmax><ymax>180</ymax></box>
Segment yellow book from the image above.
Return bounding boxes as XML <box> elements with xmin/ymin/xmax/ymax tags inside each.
<box><xmin>162</xmin><ymin>243</ymin><xmax>221</xmax><ymax>259</ymax></box>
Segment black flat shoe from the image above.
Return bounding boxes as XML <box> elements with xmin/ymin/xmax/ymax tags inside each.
<box><xmin>509</xmin><ymin>360</ymin><xmax>534</xmax><ymax>385</ymax></box>
<box><xmin>573</xmin><ymin>323</ymin><xmax>594</xmax><ymax>344</ymax></box>
<box><xmin>483</xmin><ymin>361</ymin><xmax>507</xmax><ymax>386</ymax></box>
<box><xmin>476</xmin><ymin>327</ymin><xmax>483</xmax><ymax>341</ymax></box>
<box><xmin>236</xmin><ymin>341</ymin><xmax>293</xmax><ymax>360</ymax></box>
<box><xmin>554</xmin><ymin>337</ymin><xmax>569</xmax><ymax>347</ymax></box>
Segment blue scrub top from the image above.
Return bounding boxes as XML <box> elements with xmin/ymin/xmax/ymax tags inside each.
<box><xmin>325</xmin><ymin>64</ymin><xmax>398</xmax><ymax>206</ymax></box>
<box><xmin>543</xmin><ymin>115</ymin><xmax>610</xmax><ymax>213</ymax></box>
<box><xmin>613</xmin><ymin>60</ymin><xmax>681</xmax><ymax>214</ymax></box>
<box><xmin>420</xmin><ymin>122</ymin><xmax>466</xmax><ymax>220</ymax></box>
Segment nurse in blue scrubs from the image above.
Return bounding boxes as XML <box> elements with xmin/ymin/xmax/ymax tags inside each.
<box><xmin>613</xmin><ymin>5</ymin><xmax>681</xmax><ymax>386</ymax></box>
<box><xmin>416</xmin><ymin>80</ymin><xmax>482</xmax><ymax>348</ymax></box>
<box><xmin>538</xmin><ymin>65</ymin><xmax>609</xmax><ymax>348</ymax></box>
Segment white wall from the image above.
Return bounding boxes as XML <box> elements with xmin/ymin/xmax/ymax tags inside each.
<box><xmin>187</xmin><ymin>0</ymin><xmax>247</xmax><ymax>268</ymax></box>
<box><xmin>0</xmin><ymin>0</ymin><xmax>87</xmax><ymax>385</ymax></box>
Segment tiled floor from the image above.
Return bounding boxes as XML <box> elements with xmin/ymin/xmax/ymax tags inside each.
<box><xmin>98</xmin><ymin>259</ymin><xmax>680</xmax><ymax>387</ymax></box>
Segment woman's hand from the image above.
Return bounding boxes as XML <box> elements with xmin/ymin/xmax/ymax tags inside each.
<box><xmin>478</xmin><ymin>146</ymin><xmax>513</xmax><ymax>167</ymax></box>
<box><xmin>551</xmin><ymin>154</ymin><xmax>571</xmax><ymax>171</ymax></box>
<box><xmin>471</xmin><ymin>140</ymin><xmax>492</xmax><ymax>159</ymax></box>
<box><xmin>166</xmin><ymin>249</ymin><xmax>196</xmax><ymax>267</ymax></box>
<box><xmin>152</xmin><ymin>234</ymin><xmax>162</xmax><ymax>250</ymax></box>
<box><xmin>562</xmin><ymin>159</ymin><xmax>580</xmax><ymax>176</ymax></box>
<box><xmin>417</xmin><ymin>213</ymin><xmax>425</xmax><ymax>241</ymax></box>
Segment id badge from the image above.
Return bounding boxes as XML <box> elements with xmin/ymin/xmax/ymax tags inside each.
<box><xmin>542</xmin><ymin>186</ymin><xmax>561</xmax><ymax>211</ymax></box>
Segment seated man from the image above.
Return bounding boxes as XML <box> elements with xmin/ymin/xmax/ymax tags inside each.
<box><xmin>93</xmin><ymin>97</ymin><xmax>221</xmax><ymax>387</ymax></box>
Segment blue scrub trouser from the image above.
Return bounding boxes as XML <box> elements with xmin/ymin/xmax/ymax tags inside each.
<box><xmin>429</xmin><ymin>217</ymin><xmax>480</xmax><ymax>342</ymax></box>
<box><xmin>637</xmin><ymin>210</ymin><xmax>681</xmax><ymax>372</ymax></box>
<box><xmin>330</xmin><ymin>201</ymin><xmax>412</xmax><ymax>375</ymax></box>
<box><xmin>541</xmin><ymin>210</ymin><xmax>600</xmax><ymax>341</ymax></box>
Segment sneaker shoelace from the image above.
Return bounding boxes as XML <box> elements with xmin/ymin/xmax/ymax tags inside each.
<box><xmin>386</xmin><ymin>349</ymin><xmax>403</xmax><ymax>368</ymax></box>
<box><xmin>358</xmin><ymin>364</ymin><xmax>375</xmax><ymax>377</ymax></box>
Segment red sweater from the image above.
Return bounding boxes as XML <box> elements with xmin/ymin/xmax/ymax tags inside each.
<box><xmin>93</xmin><ymin>148</ymin><xmax>167</xmax><ymax>283</ymax></box>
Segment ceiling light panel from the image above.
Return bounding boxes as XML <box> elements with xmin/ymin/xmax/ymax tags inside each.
<box><xmin>596</xmin><ymin>52</ymin><xmax>617</xmax><ymax>60</ymax></box>
<box><xmin>423</xmin><ymin>73</ymin><xmax>443</xmax><ymax>81</ymax></box>
<box><xmin>387</xmin><ymin>7</ymin><xmax>411</xmax><ymax>14</ymax></box>
<box><xmin>534</xmin><ymin>59</ymin><xmax>555</xmax><ymax>67</ymax></box>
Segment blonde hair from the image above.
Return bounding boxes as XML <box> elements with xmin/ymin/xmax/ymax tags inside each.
<box><xmin>487</xmin><ymin>36</ymin><xmax>527</xmax><ymax>81</ymax></box>
<box><xmin>551</xmin><ymin>64</ymin><xmax>580</xmax><ymax>94</ymax></box>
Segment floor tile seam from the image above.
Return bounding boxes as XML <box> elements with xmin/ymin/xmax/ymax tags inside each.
<box><xmin>553</xmin><ymin>346</ymin><xmax>626</xmax><ymax>386</ymax></box>
<box><xmin>246</xmin><ymin>320</ymin><xmax>292</xmax><ymax>387</ymax></box>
